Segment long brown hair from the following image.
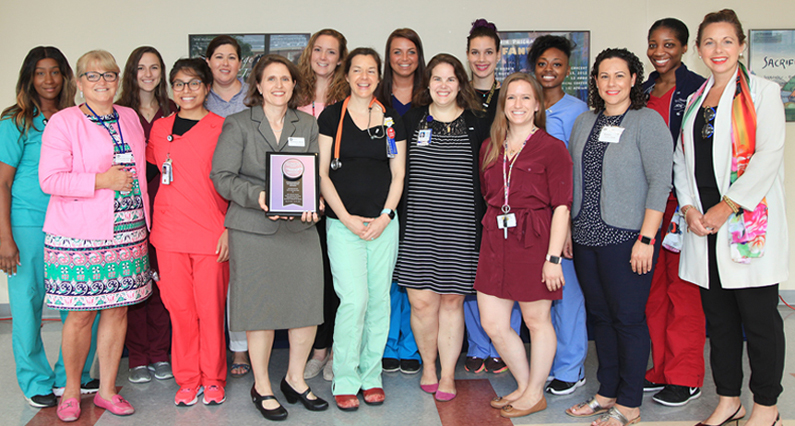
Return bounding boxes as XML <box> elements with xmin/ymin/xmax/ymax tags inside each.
<box><xmin>413</xmin><ymin>54</ymin><xmax>482</xmax><ymax>112</ymax></box>
<box><xmin>117</xmin><ymin>46</ymin><xmax>172</xmax><ymax>116</ymax></box>
<box><xmin>482</xmin><ymin>73</ymin><xmax>547</xmax><ymax>170</ymax></box>
<box><xmin>375</xmin><ymin>28</ymin><xmax>426</xmax><ymax>107</ymax></box>
<box><xmin>1</xmin><ymin>46</ymin><xmax>75</xmax><ymax>135</ymax></box>
<box><xmin>296</xmin><ymin>29</ymin><xmax>349</xmax><ymax>107</ymax></box>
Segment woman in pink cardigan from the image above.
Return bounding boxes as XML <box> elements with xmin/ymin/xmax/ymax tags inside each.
<box><xmin>39</xmin><ymin>50</ymin><xmax>151</xmax><ymax>422</ymax></box>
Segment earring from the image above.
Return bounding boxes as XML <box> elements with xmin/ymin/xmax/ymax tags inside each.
<box><xmin>80</xmin><ymin>91</ymin><xmax>83</xmax><ymax>98</ymax></box>
<box><xmin>739</xmin><ymin>52</ymin><xmax>744</xmax><ymax>58</ymax></box>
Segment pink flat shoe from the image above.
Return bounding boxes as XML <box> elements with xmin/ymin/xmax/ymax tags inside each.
<box><xmin>420</xmin><ymin>383</ymin><xmax>439</xmax><ymax>394</ymax></box>
<box><xmin>93</xmin><ymin>393</ymin><xmax>135</xmax><ymax>416</ymax></box>
<box><xmin>435</xmin><ymin>391</ymin><xmax>456</xmax><ymax>402</ymax></box>
<box><xmin>57</xmin><ymin>397</ymin><xmax>81</xmax><ymax>422</ymax></box>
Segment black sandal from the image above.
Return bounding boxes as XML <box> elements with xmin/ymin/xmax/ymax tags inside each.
<box><xmin>251</xmin><ymin>384</ymin><xmax>288</xmax><ymax>421</ymax></box>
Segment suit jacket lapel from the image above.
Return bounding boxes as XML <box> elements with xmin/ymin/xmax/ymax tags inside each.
<box><xmin>252</xmin><ymin>106</ymin><xmax>279</xmax><ymax>152</ymax></box>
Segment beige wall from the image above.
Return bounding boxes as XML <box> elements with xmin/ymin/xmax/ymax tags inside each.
<box><xmin>1</xmin><ymin>0</ymin><xmax>794</xmax><ymax>303</ymax></box>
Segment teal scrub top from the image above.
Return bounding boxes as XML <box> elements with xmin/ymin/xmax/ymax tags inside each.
<box><xmin>0</xmin><ymin>113</ymin><xmax>50</xmax><ymax>227</ymax></box>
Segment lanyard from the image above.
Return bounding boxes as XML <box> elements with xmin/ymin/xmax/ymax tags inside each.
<box><xmin>501</xmin><ymin>131</ymin><xmax>533</xmax><ymax>213</ymax></box>
<box><xmin>85</xmin><ymin>103</ymin><xmax>124</xmax><ymax>152</ymax></box>
<box><xmin>483</xmin><ymin>80</ymin><xmax>497</xmax><ymax>109</ymax></box>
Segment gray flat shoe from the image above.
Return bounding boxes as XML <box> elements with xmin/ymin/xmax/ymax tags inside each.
<box><xmin>304</xmin><ymin>355</ymin><xmax>328</xmax><ymax>379</ymax></box>
<box><xmin>128</xmin><ymin>365</ymin><xmax>152</xmax><ymax>383</ymax></box>
<box><xmin>594</xmin><ymin>406</ymin><xmax>640</xmax><ymax>426</ymax></box>
<box><xmin>148</xmin><ymin>362</ymin><xmax>174</xmax><ymax>380</ymax></box>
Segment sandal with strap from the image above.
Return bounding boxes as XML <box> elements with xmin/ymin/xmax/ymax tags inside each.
<box><xmin>594</xmin><ymin>406</ymin><xmax>640</xmax><ymax>426</ymax></box>
<box><xmin>230</xmin><ymin>363</ymin><xmax>251</xmax><ymax>378</ymax></box>
<box><xmin>566</xmin><ymin>396</ymin><xmax>611</xmax><ymax>418</ymax></box>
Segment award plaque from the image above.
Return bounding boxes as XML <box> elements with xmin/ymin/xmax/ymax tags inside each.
<box><xmin>265</xmin><ymin>152</ymin><xmax>319</xmax><ymax>216</ymax></box>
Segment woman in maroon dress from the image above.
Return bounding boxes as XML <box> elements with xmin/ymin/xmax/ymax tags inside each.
<box><xmin>475</xmin><ymin>72</ymin><xmax>572</xmax><ymax>419</ymax></box>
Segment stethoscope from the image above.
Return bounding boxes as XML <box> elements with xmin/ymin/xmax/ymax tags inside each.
<box><xmin>331</xmin><ymin>96</ymin><xmax>386</xmax><ymax>170</ymax></box>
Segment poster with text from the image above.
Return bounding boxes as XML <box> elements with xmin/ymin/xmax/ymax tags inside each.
<box><xmin>749</xmin><ymin>29</ymin><xmax>795</xmax><ymax>122</ymax></box>
<box><xmin>496</xmin><ymin>31</ymin><xmax>590</xmax><ymax>103</ymax></box>
<box><xmin>189</xmin><ymin>33</ymin><xmax>309</xmax><ymax>82</ymax></box>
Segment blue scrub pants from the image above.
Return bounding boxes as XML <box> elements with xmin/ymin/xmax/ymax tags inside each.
<box><xmin>549</xmin><ymin>258</ymin><xmax>588</xmax><ymax>382</ymax></box>
<box><xmin>464</xmin><ymin>295</ymin><xmax>521</xmax><ymax>358</ymax></box>
<box><xmin>8</xmin><ymin>226</ymin><xmax>97</xmax><ymax>397</ymax></box>
<box><xmin>383</xmin><ymin>282</ymin><xmax>420</xmax><ymax>361</ymax></box>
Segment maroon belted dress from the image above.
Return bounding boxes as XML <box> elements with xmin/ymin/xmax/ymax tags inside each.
<box><xmin>474</xmin><ymin>129</ymin><xmax>572</xmax><ymax>302</ymax></box>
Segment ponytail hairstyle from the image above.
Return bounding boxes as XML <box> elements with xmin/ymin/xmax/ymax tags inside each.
<box><xmin>467</xmin><ymin>19</ymin><xmax>501</xmax><ymax>51</ymax></box>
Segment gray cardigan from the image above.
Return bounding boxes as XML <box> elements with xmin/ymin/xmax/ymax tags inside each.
<box><xmin>569</xmin><ymin>108</ymin><xmax>672</xmax><ymax>231</ymax></box>
<box><xmin>210</xmin><ymin>106</ymin><xmax>319</xmax><ymax>235</ymax></box>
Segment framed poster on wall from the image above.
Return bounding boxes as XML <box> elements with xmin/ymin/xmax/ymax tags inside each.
<box><xmin>748</xmin><ymin>29</ymin><xmax>795</xmax><ymax>122</ymax></box>
<box><xmin>496</xmin><ymin>31</ymin><xmax>590</xmax><ymax>103</ymax></box>
<box><xmin>189</xmin><ymin>33</ymin><xmax>310</xmax><ymax>82</ymax></box>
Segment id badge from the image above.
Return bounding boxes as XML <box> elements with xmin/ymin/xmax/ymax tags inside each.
<box><xmin>288</xmin><ymin>137</ymin><xmax>305</xmax><ymax>147</ymax></box>
<box><xmin>496</xmin><ymin>213</ymin><xmax>517</xmax><ymax>229</ymax></box>
<box><xmin>417</xmin><ymin>128</ymin><xmax>432</xmax><ymax>146</ymax></box>
<box><xmin>161</xmin><ymin>159</ymin><xmax>173</xmax><ymax>185</ymax></box>
<box><xmin>114</xmin><ymin>152</ymin><xmax>134</xmax><ymax>164</ymax></box>
<box><xmin>598</xmin><ymin>126</ymin><xmax>624</xmax><ymax>143</ymax></box>
<box><xmin>386</xmin><ymin>125</ymin><xmax>398</xmax><ymax>158</ymax></box>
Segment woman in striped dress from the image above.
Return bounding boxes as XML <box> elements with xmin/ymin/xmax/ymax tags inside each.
<box><xmin>395</xmin><ymin>54</ymin><xmax>489</xmax><ymax>401</ymax></box>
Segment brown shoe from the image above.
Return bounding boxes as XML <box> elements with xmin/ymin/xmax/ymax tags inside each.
<box><xmin>500</xmin><ymin>397</ymin><xmax>547</xmax><ymax>418</ymax></box>
<box><xmin>490</xmin><ymin>396</ymin><xmax>512</xmax><ymax>409</ymax></box>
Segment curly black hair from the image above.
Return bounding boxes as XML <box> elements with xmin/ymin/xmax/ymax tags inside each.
<box><xmin>527</xmin><ymin>35</ymin><xmax>574</xmax><ymax>71</ymax></box>
<box><xmin>588</xmin><ymin>48</ymin><xmax>645</xmax><ymax>112</ymax></box>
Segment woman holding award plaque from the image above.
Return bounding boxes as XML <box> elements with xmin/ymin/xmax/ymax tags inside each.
<box><xmin>317</xmin><ymin>47</ymin><xmax>407</xmax><ymax>411</ymax></box>
<box><xmin>211</xmin><ymin>54</ymin><xmax>327</xmax><ymax>421</ymax></box>
<box><xmin>147</xmin><ymin>58</ymin><xmax>229</xmax><ymax>407</ymax></box>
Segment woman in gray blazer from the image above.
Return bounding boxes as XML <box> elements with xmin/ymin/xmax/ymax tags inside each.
<box><xmin>210</xmin><ymin>54</ymin><xmax>328</xmax><ymax>421</ymax></box>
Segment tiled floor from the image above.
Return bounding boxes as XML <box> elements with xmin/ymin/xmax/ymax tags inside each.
<box><xmin>1</xmin><ymin>307</ymin><xmax>793</xmax><ymax>425</ymax></box>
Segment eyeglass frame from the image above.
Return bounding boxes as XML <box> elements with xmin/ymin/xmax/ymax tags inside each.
<box><xmin>79</xmin><ymin>71</ymin><xmax>119</xmax><ymax>82</ymax></box>
<box><xmin>171</xmin><ymin>79</ymin><xmax>205</xmax><ymax>92</ymax></box>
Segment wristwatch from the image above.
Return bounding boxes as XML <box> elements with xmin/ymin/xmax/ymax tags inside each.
<box><xmin>637</xmin><ymin>234</ymin><xmax>656</xmax><ymax>245</ymax></box>
<box><xmin>545</xmin><ymin>254</ymin><xmax>562</xmax><ymax>264</ymax></box>
<box><xmin>381</xmin><ymin>208</ymin><xmax>395</xmax><ymax>220</ymax></box>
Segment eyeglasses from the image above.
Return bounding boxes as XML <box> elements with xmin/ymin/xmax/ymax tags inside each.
<box><xmin>80</xmin><ymin>72</ymin><xmax>119</xmax><ymax>82</ymax></box>
<box><xmin>701</xmin><ymin>106</ymin><xmax>716</xmax><ymax>139</ymax></box>
<box><xmin>172</xmin><ymin>79</ymin><xmax>204</xmax><ymax>92</ymax></box>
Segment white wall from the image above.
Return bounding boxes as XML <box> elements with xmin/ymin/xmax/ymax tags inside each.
<box><xmin>1</xmin><ymin>0</ymin><xmax>794</xmax><ymax>303</ymax></box>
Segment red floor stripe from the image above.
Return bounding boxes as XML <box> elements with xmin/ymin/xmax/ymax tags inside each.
<box><xmin>436</xmin><ymin>379</ymin><xmax>514</xmax><ymax>426</ymax></box>
<box><xmin>27</xmin><ymin>387</ymin><xmax>121</xmax><ymax>426</ymax></box>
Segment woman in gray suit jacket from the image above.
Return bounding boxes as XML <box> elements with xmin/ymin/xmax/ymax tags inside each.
<box><xmin>210</xmin><ymin>55</ymin><xmax>328</xmax><ymax>421</ymax></box>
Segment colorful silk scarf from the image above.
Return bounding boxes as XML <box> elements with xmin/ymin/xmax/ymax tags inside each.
<box><xmin>681</xmin><ymin>63</ymin><xmax>766</xmax><ymax>263</ymax></box>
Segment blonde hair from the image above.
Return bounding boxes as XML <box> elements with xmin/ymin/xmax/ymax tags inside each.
<box><xmin>482</xmin><ymin>73</ymin><xmax>546</xmax><ymax>170</ymax></box>
<box><xmin>76</xmin><ymin>50</ymin><xmax>120</xmax><ymax>77</ymax></box>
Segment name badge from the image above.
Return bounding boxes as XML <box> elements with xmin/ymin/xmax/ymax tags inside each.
<box><xmin>598</xmin><ymin>126</ymin><xmax>624</xmax><ymax>143</ymax></box>
<box><xmin>288</xmin><ymin>137</ymin><xmax>305</xmax><ymax>147</ymax></box>
<box><xmin>114</xmin><ymin>153</ymin><xmax>134</xmax><ymax>164</ymax></box>
<box><xmin>496</xmin><ymin>213</ymin><xmax>517</xmax><ymax>229</ymax></box>
<box><xmin>417</xmin><ymin>129</ymin><xmax>432</xmax><ymax>146</ymax></box>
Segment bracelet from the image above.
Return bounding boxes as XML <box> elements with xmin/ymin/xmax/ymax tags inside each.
<box><xmin>722</xmin><ymin>196</ymin><xmax>740</xmax><ymax>214</ymax></box>
<box><xmin>680</xmin><ymin>205</ymin><xmax>694</xmax><ymax>217</ymax></box>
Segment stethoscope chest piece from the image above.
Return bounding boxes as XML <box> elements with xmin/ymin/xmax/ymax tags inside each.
<box><xmin>330</xmin><ymin>158</ymin><xmax>342</xmax><ymax>170</ymax></box>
